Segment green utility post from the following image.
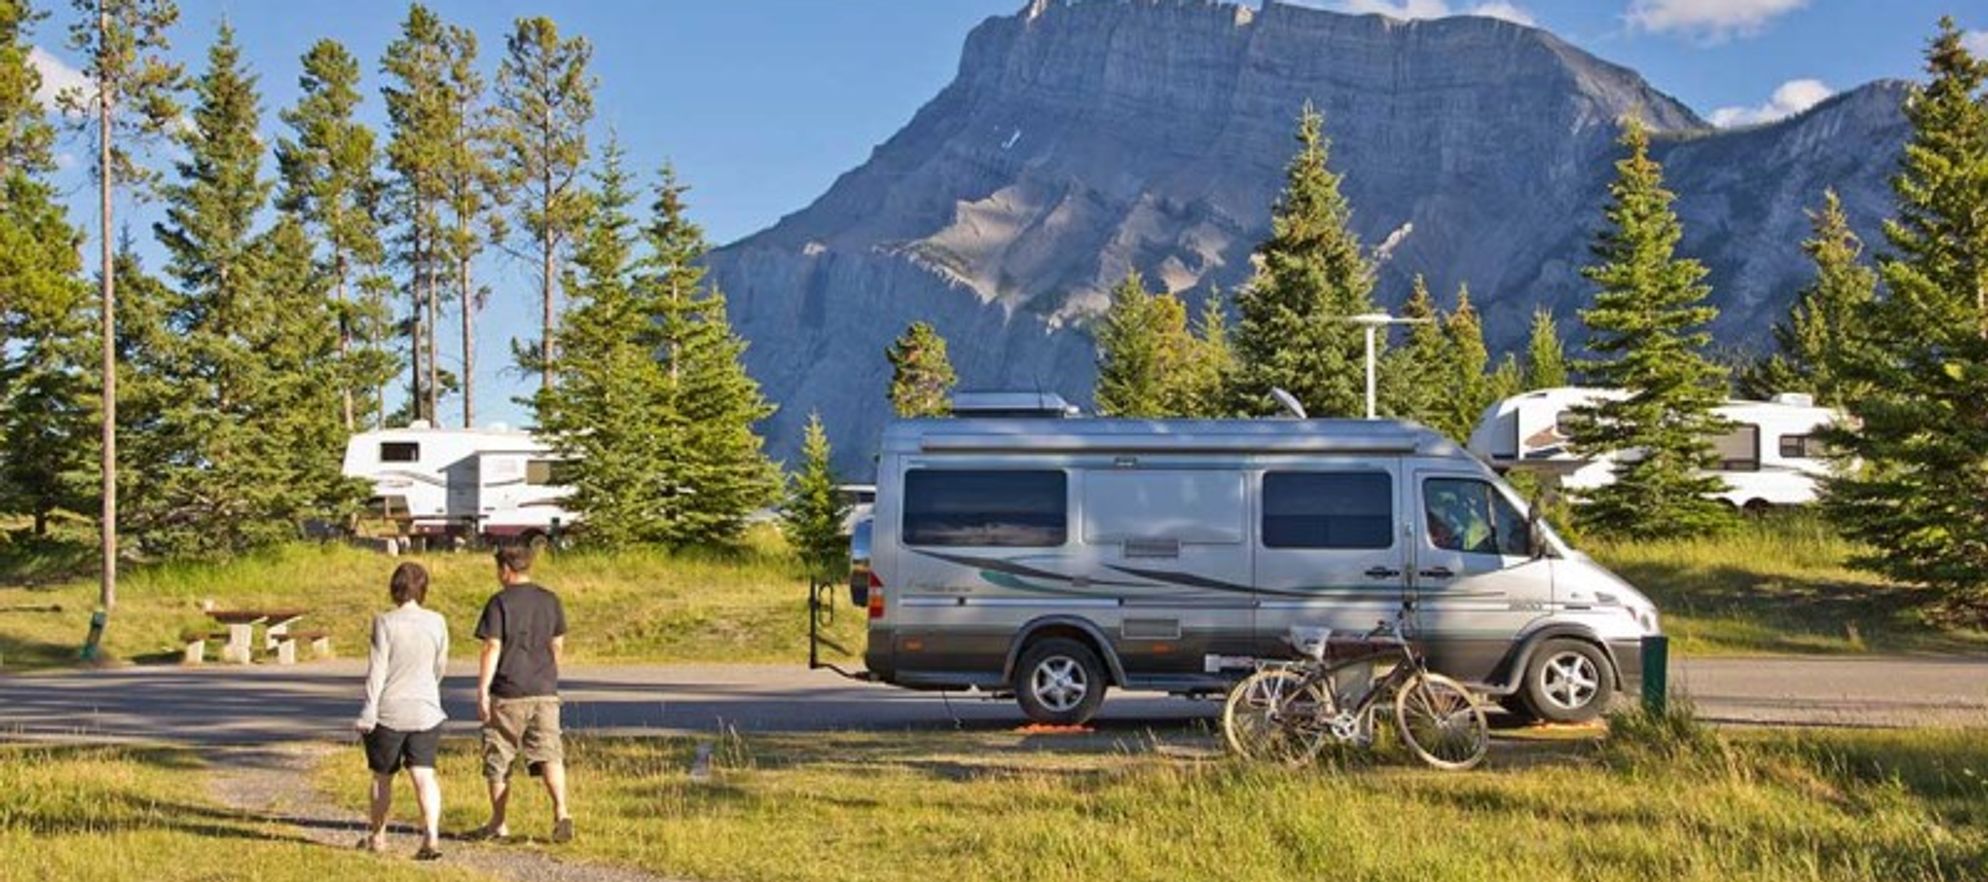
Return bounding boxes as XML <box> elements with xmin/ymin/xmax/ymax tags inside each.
<box><xmin>80</xmin><ymin>610</ymin><xmax>107</xmax><ymax>663</ymax></box>
<box><xmin>1640</xmin><ymin>634</ymin><xmax>1669</xmax><ymax>716</ymax></box>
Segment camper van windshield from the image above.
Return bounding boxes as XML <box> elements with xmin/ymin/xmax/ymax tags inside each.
<box><xmin>903</xmin><ymin>469</ymin><xmax>1066</xmax><ymax>547</ymax></box>
<box><xmin>1261</xmin><ymin>471</ymin><xmax>1393</xmax><ymax>549</ymax></box>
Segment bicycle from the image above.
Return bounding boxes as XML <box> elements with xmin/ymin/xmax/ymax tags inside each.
<box><xmin>1221</xmin><ymin>607</ymin><xmax>1489</xmax><ymax>771</ymax></box>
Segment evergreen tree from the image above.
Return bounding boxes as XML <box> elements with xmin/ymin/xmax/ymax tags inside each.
<box><xmin>100</xmin><ymin>235</ymin><xmax>177</xmax><ymax>552</ymax></box>
<box><xmin>436</xmin><ymin>22</ymin><xmax>504</xmax><ymax>427</ymax></box>
<box><xmin>60</xmin><ymin>0</ymin><xmax>183</xmax><ymax>611</ymax></box>
<box><xmin>1823</xmin><ymin>20</ymin><xmax>1988</xmax><ymax>623</ymax></box>
<box><xmin>381</xmin><ymin>3</ymin><xmax>448</xmax><ymax>424</ymax></box>
<box><xmin>641</xmin><ymin>166</ymin><xmax>779</xmax><ymax>543</ymax></box>
<box><xmin>781</xmin><ymin>412</ymin><xmax>848</xmax><ymax>582</ymax></box>
<box><xmin>1523</xmin><ymin>306</ymin><xmax>1569</xmax><ymax>389</ymax></box>
<box><xmin>1743</xmin><ymin>190</ymin><xmax>1877</xmax><ymax>405</ymax></box>
<box><xmin>1434</xmin><ymin>283</ymin><xmax>1490</xmax><ymax>441</ymax></box>
<box><xmin>0</xmin><ymin>0</ymin><xmax>51</xmax><ymax>178</ymax></box>
<box><xmin>1094</xmin><ymin>270</ymin><xmax>1196</xmax><ymax>417</ymax></box>
<box><xmin>276</xmin><ymin>38</ymin><xmax>387</xmax><ymax>431</ymax></box>
<box><xmin>1180</xmin><ymin>292</ymin><xmax>1234</xmax><ymax>417</ymax></box>
<box><xmin>1379</xmin><ymin>274</ymin><xmax>1446</xmax><ymax>425</ymax></box>
<box><xmin>1489</xmin><ymin>352</ymin><xmax>1523</xmax><ymax>404</ymax></box>
<box><xmin>1565</xmin><ymin>119</ymin><xmax>1736</xmax><ymax>539</ymax></box>
<box><xmin>1228</xmin><ymin>103</ymin><xmax>1377</xmax><ymax>417</ymax></box>
<box><xmin>533</xmin><ymin>142</ymin><xmax>667</xmax><ymax>547</ymax></box>
<box><xmin>495</xmin><ymin>15</ymin><xmax>594</xmax><ymax>393</ymax></box>
<box><xmin>886</xmin><ymin>321</ymin><xmax>956</xmax><ymax>418</ymax></box>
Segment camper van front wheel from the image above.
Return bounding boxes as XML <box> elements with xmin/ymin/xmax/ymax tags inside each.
<box><xmin>1520</xmin><ymin>638</ymin><xmax>1614</xmax><ymax>724</ymax></box>
<box><xmin>1014</xmin><ymin>638</ymin><xmax>1107</xmax><ymax>725</ymax></box>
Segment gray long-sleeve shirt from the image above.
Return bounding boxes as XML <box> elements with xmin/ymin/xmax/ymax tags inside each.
<box><xmin>357</xmin><ymin>602</ymin><xmax>450</xmax><ymax>732</ymax></box>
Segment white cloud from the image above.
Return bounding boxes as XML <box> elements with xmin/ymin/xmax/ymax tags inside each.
<box><xmin>1627</xmin><ymin>0</ymin><xmax>1807</xmax><ymax>42</ymax></box>
<box><xmin>1709</xmin><ymin>78</ymin><xmax>1832</xmax><ymax>128</ymax></box>
<box><xmin>28</xmin><ymin>46</ymin><xmax>91</xmax><ymax>114</ymax></box>
<box><xmin>1329</xmin><ymin>0</ymin><xmax>1537</xmax><ymax>27</ymax></box>
<box><xmin>1963</xmin><ymin>30</ymin><xmax>1988</xmax><ymax>58</ymax></box>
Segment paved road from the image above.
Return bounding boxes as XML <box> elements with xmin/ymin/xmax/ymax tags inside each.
<box><xmin>2</xmin><ymin>656</ymin><xmax>1984</xmax><ymax>745</ymax></box>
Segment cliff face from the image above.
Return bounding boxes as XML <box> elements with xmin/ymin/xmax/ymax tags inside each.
<box><xmin>708</xmin><ymin>0</ymin><xmax>1909</xmax><ymax>472</ymax></box>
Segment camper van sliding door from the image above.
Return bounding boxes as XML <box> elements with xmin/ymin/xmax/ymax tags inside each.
<box><xmin>1077</xmin><ymin>468</ymin><xmax>1252</xmax><ymax>676</ymax></box>
<box><xmin>1250</xmin><ymin>462</ymin><xmax>1407</xmax><ymax>658</ymax></box>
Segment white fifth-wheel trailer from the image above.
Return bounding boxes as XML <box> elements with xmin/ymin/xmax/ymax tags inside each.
<box><xmin>1466</xmin><ymin>387</ymin><xmax>1839</xmax><ymax>512</ymax></box>
<box><xmin>341</xmin><ymin>423</ymin><xmax>578</xmax><ymax>545</ymax></box>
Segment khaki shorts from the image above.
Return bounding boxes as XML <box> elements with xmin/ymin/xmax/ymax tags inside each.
<box><xmin>482</xmin><ymin>696</ymin><xmax>563</xmax><ymax>781</ymax></box>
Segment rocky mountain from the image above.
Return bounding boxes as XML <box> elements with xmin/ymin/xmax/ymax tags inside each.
<box><xmin>707</xmin><ymin>0</ymin><xmax>1911</xmax><ymax>473</ymax></box>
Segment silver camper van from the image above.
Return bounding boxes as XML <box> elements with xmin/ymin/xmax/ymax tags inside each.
<box><xmin>858</xmin><ymin>414</ymin><xmax>1661</xmax><ymax>726</ymax></box>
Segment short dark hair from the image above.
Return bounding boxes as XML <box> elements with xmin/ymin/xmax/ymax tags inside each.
<box><xmin>494</xmin><ymin>542</ymin><xmax>535</xmax><ymax>575</ymax></box>
<box><xmin>390</xmin><ymin>562</ymin><xmax>429</xmax><ymax>605</ymax></box>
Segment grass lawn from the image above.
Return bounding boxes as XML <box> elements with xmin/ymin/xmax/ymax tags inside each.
<box><xmin>1587</xmin><ymin>513</ymin><xmax>1988</xmax><ymax>655</ymax></box>
<box><xmin>0</xmin><ymin>744</ymin><xmax>490</xmax><ymax>882</ymax></box>
<box><xmin>315</xmin><ymin>724</ymin><xmax>1988</xmax><ymax>882</ymax></box>
<box><xmin>0</xmin><ymin>523</ymin><xmax>864</xmax><ymax>672</ymax></box>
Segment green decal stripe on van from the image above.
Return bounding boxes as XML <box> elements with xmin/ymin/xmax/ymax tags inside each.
<box><xmin>913</xmin><ymin>550</ymin><xmax>1150</xmax><ymax>588</ymax></box>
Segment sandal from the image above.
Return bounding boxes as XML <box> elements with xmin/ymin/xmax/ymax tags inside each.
<box><xmin>355</xmin><ymin>835</ymin><xmax>385</xmax><ymax>853</ymax></box>
<box><xmin>414</xmin><ymin>844</ymin><xmax>443</xmax><ymax>861</ymax></box>
<box><xmin>460</xmin><ymin>825</ymin><xmax>507</xmax><ymax>842</ymax></box>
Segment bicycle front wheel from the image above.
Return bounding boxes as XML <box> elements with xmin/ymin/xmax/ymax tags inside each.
<box><xmin>1222</xmin><ymin>667</ymin><xmax>1330</xmax><ymax>764</ymax></box>
<box><xmin>1393</xmin><ymin>672</ymin><xmax>1489</xmax><ymax>771</ymax></box>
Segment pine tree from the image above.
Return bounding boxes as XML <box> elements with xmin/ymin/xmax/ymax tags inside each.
<box><xmin>0</xmin><ymin>1</ymin><xmax>89</xmax><ymax>537</ymax></box>
<box><xmin>1434</xmin><ymin>283</ymin><xmax>1490</xmax><ymax>441</ymax></box>
<box><xmin>436</xmin><ymin>22</ymin><xmax>504</xmax><ymax>428</ymax></box>
<box><xmin>1744</xmin><ymin>190</ymin><xmax>1877</xmax><ymax>405</ymax></box>
<box><xmin>1228</xmin><ymin>103</ymin><xmax>1377</xmax><ymax>417</ymax></box>
<box><xmin>640</xmin><ymin>166</ymin><xmax>779</xmax><ymax>543</ymax></box>
<box><xmin>1180</xmin><ymin>293</ymin><xmax>1234</xmax><ymax>417</ymax></box>
<box><xmin>495</xmin><ymin>15</ymin><xmax>594</xmax><ymax>394</ymax></box>
<box><xmin>1094</xmin><ymin>271</ymin><xmax>1196</xmax><ymax>417</ymax></box>
<box><xmin>381</xmin><ymin>3</ymin><xmax>448</xmax><ymax>424</ymax></box>
<box><xmin>887</xmin><ymin>321</ymin><xmax>956</xmax><ymax>418</ymax></box>
<box><xmin>1565</xmin><ymin>119</ymin><xmax>1736</xmax><ymax>539</ymax></box>
<box><xmin>60</xmin><ymin>0</ymin><xmax>183</xmax><ymax>612</ymax></box>
<box><xmin>532</xmin><ymin>142</ymin><xmax>668</xmax><ymax>547</ymax></box>
<box><xmin>1379</xmin><ymin>274</ymin><xmax>1446</xmax><ymax>425</ymax></box>
<box><xmin>781</xmin><ymin>413</ymin><xmax>848</xmax><ymax>582</ymax></box>
<box><xmin>276</xmin><ymin>38</ymin><xmax>387</xmax><ymax>432</ymax></box>
<box><xmin>1823</xmin><ymin>20</ymin><xmax>1988</xmax><ymax>623</ymax></box>
<box><xmin>1523</xmin><ymin>306</ymin><xmax>1569</xmax><ymax>390</ymax></box>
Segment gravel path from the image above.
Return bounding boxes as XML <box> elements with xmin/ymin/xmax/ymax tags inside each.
<box><xmin>204</xmin><ymin>742</ymin><xmax>682</xmax><ymax>882</ymax></box>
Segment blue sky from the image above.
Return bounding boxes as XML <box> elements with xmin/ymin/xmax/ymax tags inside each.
<box><xmin>26</xmin><ymin>0</ymin><xmax>1986</xmax><ymax>428</ymax></box>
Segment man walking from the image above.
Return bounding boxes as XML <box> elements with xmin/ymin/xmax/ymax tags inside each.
<box><xmin>470</xmin><ymin>542</ymin><xmax>573</xmax><ymax>843</ymax></box>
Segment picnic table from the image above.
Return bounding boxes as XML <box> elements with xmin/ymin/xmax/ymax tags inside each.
<box><xmin>182</xmin><ymin>608</ymin><xmax>328</xmax><ymax>665</ymax></box>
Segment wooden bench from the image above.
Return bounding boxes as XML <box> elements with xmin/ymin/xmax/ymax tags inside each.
<box><xmin>272</xmin><ymin>629</ymin><xmax>333</xmax><ymax>665</ymax></box>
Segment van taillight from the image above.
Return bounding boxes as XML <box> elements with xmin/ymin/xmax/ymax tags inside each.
<box><xmin>867</xmin><ymin>572</ymin><xmax>885</xmax><ymax>620</ymax></box>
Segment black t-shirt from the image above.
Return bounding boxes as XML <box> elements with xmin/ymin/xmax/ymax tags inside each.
<box><xmin>475</xmin><ymin>583</ymin><xmax>568</xmax><ymax>699</ymax></box>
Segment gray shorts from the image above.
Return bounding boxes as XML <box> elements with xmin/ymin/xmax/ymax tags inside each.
<box><xmin>482</xmin><ymin>696</ymin><xmax>563</xmax><ymax>780</ymax></box>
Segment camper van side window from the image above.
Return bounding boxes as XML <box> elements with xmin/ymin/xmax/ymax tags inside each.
<box><xmin>903</xmin><ymin>469</ymin><xmax>1067</xmax><ymax>548</ymax></box>
<box><xmin>380</xmin><ymin>442</ymin><xmax>419</xmax><ymax>463</ymax></box>
<box><xmin>1422</xmin><ymin>478</ymin><xmax>1531</xmax><ymax>557</ymax></box>
<box><xmin>1261</xmin><ymin>472</ymin><xmax>1393</xmax><ymax>550</ymax></box>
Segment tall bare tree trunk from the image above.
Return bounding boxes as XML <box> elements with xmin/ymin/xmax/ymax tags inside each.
<box><xmin>460</xmin><ymin>257</ymin><xmax>474</xmax><ymax>427</ymax></box>
<box><xmin>425</xmin><ymin>263</ymin><xmax>438</xmax><ymax>422</ymax></box>
<box><xmin>407</xmin><ymin>225</ymin><xmax>422</xmax><ymax>424</ymax></box>
<box><xmin>336</xmin><ymin>254</ymin><xmax>353</xmax><ymax>431</ymax></box>
<box><xmin>97</xmin><ymin>6</ymin><xmax>117</xmax><ymax>615</ymax></box>
<box><xmin>540</xmin><ymin>164</ymin><xmax>554</xmax><ymax>394</ymax></box>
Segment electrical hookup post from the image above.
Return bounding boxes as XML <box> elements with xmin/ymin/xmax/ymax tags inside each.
<box><xmin>806</xmin><ymin>576</ymin><xmax>870</xmax><ymax>682</ymax></box>
<box><xmin>1641</xmin><ymin>634</ymin><xmax>1670</xmax><ymax>716</ymax></box>
<box><xmin>80</xmin><ymin>609</ymin><xmax>107</xmax><ymax>663</ymax></box>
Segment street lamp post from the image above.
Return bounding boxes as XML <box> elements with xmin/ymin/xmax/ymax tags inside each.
<box><xmin>1344</xmin><ymin>312</ymin><xmax>1433</xmax><ymax>420</ymax></box>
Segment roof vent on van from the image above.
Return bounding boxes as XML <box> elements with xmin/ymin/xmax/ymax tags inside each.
<box><xmin>949</xmin><ymin>391</ymin><xmax>1078</xmax><ymax>419</ymax></box>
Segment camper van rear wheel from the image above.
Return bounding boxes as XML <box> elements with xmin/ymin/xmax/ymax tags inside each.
<box><xmin>1014</xmin><ymin>638</ymin><xmax>1107</xmax><ymax>726</ymax></box>
<box><xmin>1520</xmin><ymin>638</ymin><xmax>1614</xmax><ymax>724</ymax></box>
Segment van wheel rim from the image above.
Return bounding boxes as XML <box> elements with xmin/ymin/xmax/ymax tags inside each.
<box><xmin>1540</xmin><ymin>651</ymin><xmax>1599</xmax><ymax>710</ymax></box>
<box><xmin>1031</xmin><ymin>656</ymin><xmax>1087</xmax><ymax>713</ymax></box>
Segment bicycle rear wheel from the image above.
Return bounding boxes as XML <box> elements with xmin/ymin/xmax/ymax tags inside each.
<box><xmin>1393</xmin><ymin>672</ymin><xmax>1489</xmax><ymax>771</ymax></box>
<box><xmin>1222</xmin><ymin>668</ymin><xmax>1330</xmax><ymax>764</ymax></box>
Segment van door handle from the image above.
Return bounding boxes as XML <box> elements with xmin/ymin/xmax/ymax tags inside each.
<box><xmin>1419</xmin><ymin>566</ymin><xmax>1456</xmax><ymax>579</ymax></box>
<box><xmin>1364</xmin><ymin>566</ymin><xmax>1402</xmax><ymax>579</ymax></box>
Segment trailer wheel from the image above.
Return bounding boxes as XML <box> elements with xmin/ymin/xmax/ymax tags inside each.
<box><xmin>1013</xmin><ymin>638</ymin><xmax>1107</xmax><ymax>726</ymax></box>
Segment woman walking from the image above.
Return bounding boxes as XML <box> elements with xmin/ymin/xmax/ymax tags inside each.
<box><xmin>355</xmin><ymin>562</ymin><xmax>451</xmax><ymax>859</ymax></box>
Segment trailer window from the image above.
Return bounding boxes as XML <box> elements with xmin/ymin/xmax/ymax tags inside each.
<box><xmin>1261</xmin><ymin>472</ymin><xmax>1394</xmax><ymax>550</ymax></box>
<box><xmin>380</xmin><ymin>442</ymin><xmax>419</xmax><ymax>463</ymax></box>
<box><xmin>1709</xmin><ymin>424</ymin><xmax>1761</xmax><ymax>472</ymax></box>
<box><xmin>1422</xmin><ymin>478</ymin><xmax>1530</xmax><ymax>557</ymax></box>
<box><xmin>1778</xmin><ymin>434</ymin><xmax>1826</xmax><ymax>459</ymax></box>
<box><xmin>526</xmin><ymin>459</ymin><xmax>574</xmax><ymax>486</ymax></box>
<box><xmin>903</xmin><ymin>470</ymin><xmax>1067</xmax><ymax>547</ymax></box>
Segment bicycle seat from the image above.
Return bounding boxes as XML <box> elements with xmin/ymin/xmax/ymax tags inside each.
<box><xmin>1286</xmin><ymin>625</ymin><xmax>1332</xmax><ymax>661</ymax></box>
